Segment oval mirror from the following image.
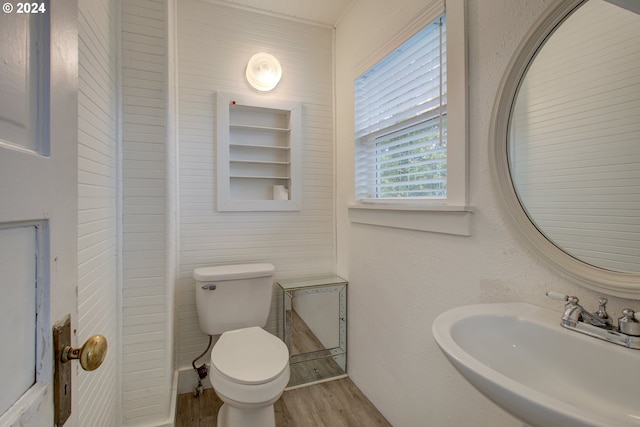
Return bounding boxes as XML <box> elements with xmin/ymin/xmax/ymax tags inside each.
<box><xmin>490</xmin><ymin>0</ymin><xmax>640</xmax><ymax>298</ymax></box>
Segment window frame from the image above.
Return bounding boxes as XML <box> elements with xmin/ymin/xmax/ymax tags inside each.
<box><xmin>348</xmin><ymin>0</ymin><xmax>472</xmax><ymax>235</ymax></box>
<box><xmin>355</xmin><ymin>15</ymin><xmax>448</xmax><ymax>203</ymax></box>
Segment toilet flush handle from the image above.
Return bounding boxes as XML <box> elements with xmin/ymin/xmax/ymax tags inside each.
<box><xmin>201</xmin><ymin>283</ymin><xmax>217</xmax><ymax>290</ymax></box>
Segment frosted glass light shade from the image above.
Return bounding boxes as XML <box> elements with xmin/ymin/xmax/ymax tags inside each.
<box><xmin>245</xmin><ymin>52</ymin><xmax>282</xmax><ymax>91</ymax></box>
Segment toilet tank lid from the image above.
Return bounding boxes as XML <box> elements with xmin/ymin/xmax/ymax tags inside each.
<box><xmin>193</xmin><ymin>263</ymin><xmax>275</xmax><ymax>281</ymax></box>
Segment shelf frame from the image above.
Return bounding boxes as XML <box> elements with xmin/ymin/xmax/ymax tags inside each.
<box><xmin>216</xmin><ymin>92</ymin><xmax>302</xmax><ymax>211</ymax></box>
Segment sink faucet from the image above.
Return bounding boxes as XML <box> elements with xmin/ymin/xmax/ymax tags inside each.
<box><xmin>546</xmin><ymin>291</ymin><xmax>640</xmax><ymax>350</ymax></box>
<box><xmin>556</xmin><ymin>294</ymin><xmax>612</xmax><ymax>329</ymax></box>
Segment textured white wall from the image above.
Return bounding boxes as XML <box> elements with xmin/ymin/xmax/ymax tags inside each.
<box><xmin>176</xmin><ymin>1</ymin><xmax>335</xmax><ymax>371</ymax></box>
<box><xmin>336</xmin><ymin>0</ymin><xmax>640</xmax><ymax>426</ymax></box>
<box><xmin>77</xmin><ymin>0</ymin><xmax>119</xmax><ymax>425</ymax></box>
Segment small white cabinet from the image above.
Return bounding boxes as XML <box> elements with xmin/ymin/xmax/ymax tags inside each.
<box><xmin>216</xmin><ymin>93</ymin><xmax>301</xmax><ymax>211</ymax></box>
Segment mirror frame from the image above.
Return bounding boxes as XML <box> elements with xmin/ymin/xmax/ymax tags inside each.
<box><xmin>489</xmin><ymin>0</ymin><xmax>640</xmax><ymax>299</ymax></box>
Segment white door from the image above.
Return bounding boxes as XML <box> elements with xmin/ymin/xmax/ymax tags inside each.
<box><xmin>0</xmin><ymin>1</ymin><xmax>81</xmax><ymax>426</ymax></box>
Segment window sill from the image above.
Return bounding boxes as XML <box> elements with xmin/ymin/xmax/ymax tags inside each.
<box><xmin>348</xmin><ymin>203</ymin><xmax>473</xmax><ymax>236</ymax></box>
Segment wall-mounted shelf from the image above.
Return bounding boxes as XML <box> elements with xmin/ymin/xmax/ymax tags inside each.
<box><xmin>216</xmin><ymin>93</ymin><xmax>301</xmax><ymax>211</ymax></box>
<box><xmin>229</xmin><ymin>124</ymin><xmax>290</xmax><ymax>133</ymax></box>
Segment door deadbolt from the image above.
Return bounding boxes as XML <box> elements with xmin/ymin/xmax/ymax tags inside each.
<box><xmin>61</xmin><ymin>335</ymin><xmax>108</xmax><ymax>371</ymax></box>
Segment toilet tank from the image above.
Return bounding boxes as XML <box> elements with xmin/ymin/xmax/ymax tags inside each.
<box><xmin>194</xmin><ymin>263</ymin><xmax>275</xmax><ymax>335</ymax></box>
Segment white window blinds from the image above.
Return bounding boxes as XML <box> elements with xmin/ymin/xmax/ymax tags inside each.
<box><xmin>355</xmin><ymin>15</ymin><xmax>447</xmax><ymax>201</ymax></box>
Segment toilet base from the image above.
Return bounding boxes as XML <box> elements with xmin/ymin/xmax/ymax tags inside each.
<box><xmin>217</xmin><ymin>402</ymin><xmax>276</xmax><ymax>427</ymax></box>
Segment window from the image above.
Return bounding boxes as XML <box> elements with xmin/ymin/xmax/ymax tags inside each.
<box><xmin>348</xmin><ymin>0</ymin><xmax>470</xmax><ymax>235</ymax></box>
<box><xmin>355</xmin><ymin>16</ymin><xmax>447</xmax><ymax>202</ymax></box>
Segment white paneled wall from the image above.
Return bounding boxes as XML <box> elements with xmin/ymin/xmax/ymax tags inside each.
<box><xmin>121</xmin><ymin>0</ymin><xmax>173</xmax><ymax>424</ymax></box>
<box><xmin>77</xmin><ymin>0</ymin><xmax>119</xmax><ymax>425</ymax></box>
<box><xmin>177</xmin><ymin>0</ymin><xmax>335</xmax><ymax>370</ymax></box>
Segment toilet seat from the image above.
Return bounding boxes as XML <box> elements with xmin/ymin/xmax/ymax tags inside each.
<box><xmin>211</xmin><ymin>327</ymin><xmax>289</xmax><ymax>385</ymax></box>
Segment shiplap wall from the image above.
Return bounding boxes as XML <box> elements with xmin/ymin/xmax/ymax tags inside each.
<box><xmin>121</xmin><ymin>0</ymin><xmax>173</xmax><ymax>424</ymax></box>
<box><xmin>77</xmin><ymin>0</ymin><xmax>119</xmax><ymax>425</ymax></box>
<box><xmin>177</xmin><ymin>0</ymin><xmax>335</xmax><ymax>370</ymax></box>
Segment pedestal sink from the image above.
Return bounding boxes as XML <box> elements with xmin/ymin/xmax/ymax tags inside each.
<box><xmin>432</xmin><ymin>303</ymin><xmax>640</xmax><ymax>427</ymax></box>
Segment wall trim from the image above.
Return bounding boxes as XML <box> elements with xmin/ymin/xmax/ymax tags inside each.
<box><xmin>348</xmin><ymin>204</ymin><xmax>473</xmax><ymax>236</ymax></box>
<box><xmin>115</xmin><ymin>0</ymin><xmax>124</xmax><ymax>424</ymax></box>
<box><xmin>166</xmin><ymin>0</ymin><xmax>179</xmax><ymax>416</ymax></box>
<box><xmin>199</xmin><ymin>0</ymin><xmax>336</xmax><ymax>29</ymax></box>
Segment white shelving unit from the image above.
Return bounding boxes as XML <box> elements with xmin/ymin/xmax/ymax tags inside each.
<box><xmin>216</xmin><ymin>93</ymin><xmax>301</xmax><ymax>211</ymax></box>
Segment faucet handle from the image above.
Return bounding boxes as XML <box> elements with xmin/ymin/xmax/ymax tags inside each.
<box><xmin>546</xmin><ymin>291</ymin><xmax>578</xmax><ymax>304</ymax></box>
<box><xmin>618</xmin><ymin>309</ymin><xmax>640</xmax><ymax>336</ymax></box>
<box><xmin>597</xmin><ymin>298</ymin><xmax>609</xmax><ymax>319</ymax></box>
<box><xmin>595</xmin><ymin>298</ymin><xmax>613</xmax><ymax>326</ymax></box>
<box><xmin>546</xmin><ymin>291</ymin><xmax>568</xmax><ymax>301</ymax></box>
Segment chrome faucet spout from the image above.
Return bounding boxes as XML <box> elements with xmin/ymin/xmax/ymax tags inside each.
<box><xmin>560</xmin><ymin>297</ymin><xmax>611</xmax><ymax>329</ymax></box>
<box><xmin>560</xmin><ymin>303</ymin><xmax>583</xmax><ymax>327</ymax></box>
<box><xmin>579</xmin><ymin>309</ymin><xmax>612</xmax><ymax>329</ymax></box>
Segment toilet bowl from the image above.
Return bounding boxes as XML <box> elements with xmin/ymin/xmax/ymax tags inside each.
<box><xmin>209</xmin><ymin>327</ymin><xmax>290</xmax><ymax>427</ymax></box>
<box><xmin>193</xmin><ymin>263</ymin><xmax>290</xmax><ymax>427</ymax></box>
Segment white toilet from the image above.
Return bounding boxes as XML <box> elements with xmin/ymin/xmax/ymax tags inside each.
<box><xmin>194</xmin><ymin>263</ymin><xmax>290</xmax><ymax>427</ymax></box>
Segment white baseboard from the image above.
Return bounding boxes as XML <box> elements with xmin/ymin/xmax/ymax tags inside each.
<box><xmin>177</xmin><ymin>365</ymin><xmax>213</xmax><ymax>396</ymax></box>
<box><xmin>166</xmin><ymin>369</ymin><xmax>179</xmax><ymax>426</ymax></box>
<box><xmin>124</xmin><ymin>370</ymin><xmax>180</xmax><ymax>427</ymax></box>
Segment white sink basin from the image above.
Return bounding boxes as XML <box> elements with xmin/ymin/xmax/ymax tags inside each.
<box><xmin>432</xmin><ymin>303</ymin><xmax>640</xmax><ymax>427</ymax></box>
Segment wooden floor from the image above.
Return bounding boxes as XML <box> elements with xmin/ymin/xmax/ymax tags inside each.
<box><xmin>176</xmin><ymin>377</ymin><xmax>392</xmax><ymax>427</ymax></box>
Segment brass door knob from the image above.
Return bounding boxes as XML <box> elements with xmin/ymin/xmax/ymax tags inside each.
<box><xmin>61</xmin><ymin>335</ymin><xmax>108</xmax><ymax>371</ymax></box>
